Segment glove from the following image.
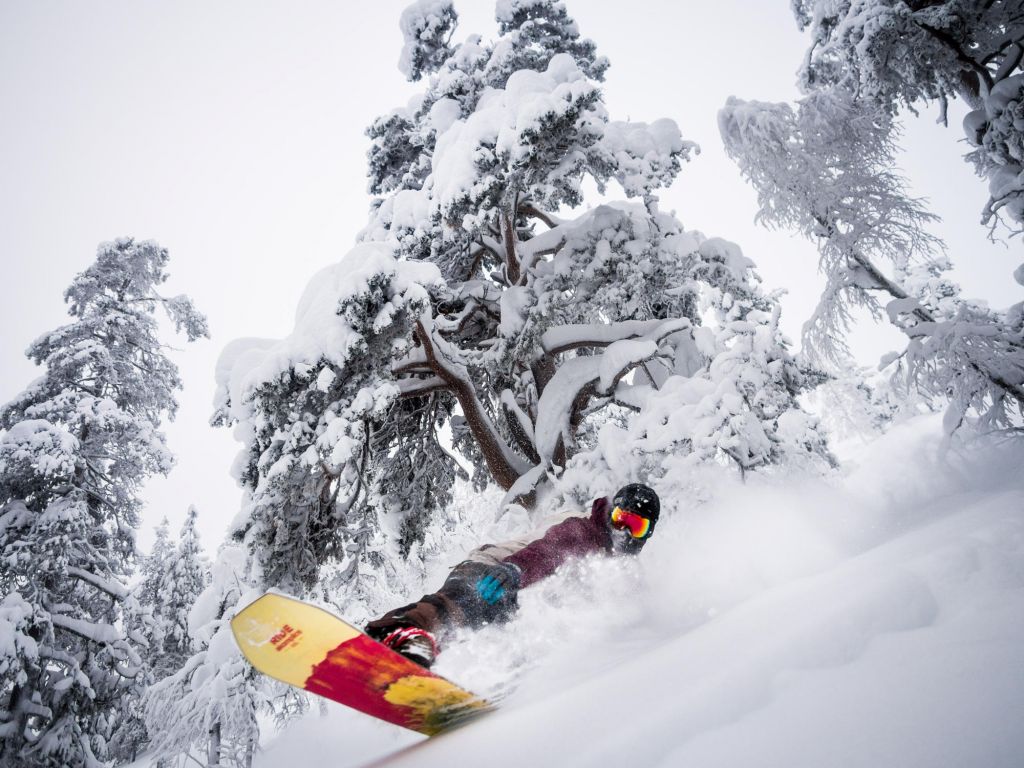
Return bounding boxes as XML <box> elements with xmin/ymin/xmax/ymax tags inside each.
<box><xmin>475</xmin><ymin>562</ymin><xmax>522</xmax><ymax>605</ymax></box>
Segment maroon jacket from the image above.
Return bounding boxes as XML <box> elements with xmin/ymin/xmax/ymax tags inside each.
<box><xmin>501</xmin><ymin>498</ymin><xmax>613</xmax><ymax>587</ymax></box>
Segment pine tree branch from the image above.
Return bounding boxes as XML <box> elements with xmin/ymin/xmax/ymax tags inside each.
<box><xmin>518</xmin><ymin>236</ymin><xmax>566</xmax><ymax>285</ymax></box>
<box><xmin>67</xmin><ymin>566</ymin><xmax>129</xmax><ymax>600</ymax></box>
<box><xmin>397</xmin><ymin>376</ymin><xmax>451</xmax><ymax>398</ymax></box>
<box><xmin>500</xmin><ymin>187</ymin><xmax>522</xmax><ymax>285</ymax></box>
<box><xmin>392</xmin><ymin>348</ymin><xmax>432</xmax><ymax>375</ymax></box>
<box><xmin>414</xmin><ymin>315</ymin><xmax>528</xmax><ymax>490</ymax></box>
<box><xmin>477</xmin><ymin>237</ymin><xmax>504</xmax><ymax>261</ymax></box>
<box><xmin>914</xmin><ymin>19</ymin><xmax>994</xmax><ymax>93</ymax></box>
<box><xmin>433</xmin><ymin>298</ymin><xmax>500</xmax><ymax>335</ymax></box>
<box><xmin>840</xmin><ymin>242</ymin><xmax>1024</xmax><ymax>405</ymax></box>
<box><xmin>51</xmin><ymin>613</ymin><xmax>125</xmax><ymax>649</ymax></box>
<box><xmin>559</xmin><ymin>379</ymin><xmax>599</xmax><ymax>467</ymax></box>
<box><xmin>531</xmin><ymin>354</ymin><xmax>556</xmax><ymax>404</ymax></box>
<box><xmin>542</xmin><ymin>319</ymin><xmax>673</xmax><ymax>355</ymax></box>
<box><xmin>538</xmin><ymin>321</ymin><xmax>690</xmax><ymax>466</ymax></box>
<box><xmin>519</xmin><ymin>202</ymin><xmax>558</xmax><ymax>229</ymax></box>
<box><xmin>467</xmin><ymin>245</ymin><xmax>488</xmax><ymax>280</ymax></box>
<box><xmin>500</xmin><ymin>390</ymin><xmax>540</xmax><ymax>465</ymax></box>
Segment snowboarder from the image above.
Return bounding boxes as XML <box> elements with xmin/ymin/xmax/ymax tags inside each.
<box><xmin>365</xmin><ymin>483</ymin><xmax>660</xmax><ymax>668</ymax></box>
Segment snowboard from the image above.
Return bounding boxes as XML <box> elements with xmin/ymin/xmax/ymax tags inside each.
<box><xmin>230</xmin><ymin>592</ymin><xmax>492</xmax><ymax>736</ymax></box>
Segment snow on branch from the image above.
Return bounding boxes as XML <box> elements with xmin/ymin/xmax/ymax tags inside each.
<box><xmin>501</xmin><ymin>388</ymin><xmax>541</xmax><ymax>465</ymax></box>
<box><xmin>534</xmin><ymin>356</ymin><xmax>602</xmax><ymax>465</ymax></box>
<box><xmin>534</xmin><ymin>319</ymin><xmax>691</xmax><ymax>464</ymax></box>
<box><xmin>599</xmin><ymin>339</ymin><xmax>658</xmax><ymax>391</ymax></box>
<box><xmin>398</xmin><ymin>0</ymin><xmax>457</xmax><ymax>82</ymax></box>
<box><xmin>500</xmin><ymin>389</ymin><xmax>535</xmax><ymax>443</ymax></box>
<box><xmin>51</xmin><ymin>613</ymin><xmax>125</xmax><ymax>647</ymax></box>
<box><xmin>392</xmin><ymin>346</ymin><xmax>431</xmax><ymax>375</ymax></box>
<box><xmin>66</xmin><ymin>566</ymin><xmax>130</xmax><ymax>600</ymax></box>
<box><xmin>397</xmin><ymin>375</ymin><xmax>450</xmax><ymax>398</ymax></box>
<box><xmin>542</xmin><ymin>319</ymin><xmax>670</xmax><ymax>355</ymax></box>
<box><xmin>599</xmin><ymin>119</ymin><xmax>699</xmax><ymax>199</ymax></box>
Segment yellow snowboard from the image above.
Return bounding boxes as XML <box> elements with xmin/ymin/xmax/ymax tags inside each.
<box><xmin>231</xmin><ymin>592</ymin><xmax>491</xmax><ymax>736</ymax></box>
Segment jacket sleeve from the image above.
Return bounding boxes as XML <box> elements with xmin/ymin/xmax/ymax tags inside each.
<box><xmin>501</xmin><ymin>518</ymin><xmax>600</xmax><ymax>588</ymax></box>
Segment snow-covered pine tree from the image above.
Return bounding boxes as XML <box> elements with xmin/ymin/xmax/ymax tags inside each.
<box><xmin>719</xmin><ymin>68</ymin><xmax>1024</xmax><ymax>433</ymax></box>
<box><xmin>637</xmin><ymin>238</ymin><xmax>835</xmax><ymax>477</ymax></box>
<box><xmin>152</xmin><ymin>507</ymin><xmax>209</xmax><ymax>681</ymax></box>
<box><xmin>788</xmin><ymin>0</ymin><xmax>1024</xmax><ymax>238</ymax></box>
<box><xmin>132</xmin><ymin>516</ymin><xmax>176</xmax><ymax>668</ymax></box>
<box><xmin>107</xmin><ymin>517</ymin><xmax>173</xmax><ymax>764</ymax></box>
<box><xmin>0</xmin><ymin>237</ymin><xmax>207</xmax><ymax>768</ymax></box>
<box><xmin>214</xmin><ymin>0</ymin><xmax>832</xmax><ymax>607</ymax></box>
<box><xmin>558</xmin><ymin>235</ymin><xmax>835</xmax><ymax>502</ymax></box>
<box><xmin>725</xmin><ymin>0</ymin><xmax>1024</xmax><ymax>430</ymax></box>
<box><xmin>137</xmin><ymin>517</ymin><xmax>175</xmax><ymax>625</ymax></box>
<box><xmin>118</xmin><ymin>505</ymin><xmax>210</xmax><ymax>764</ymax></box>
<box><xmin>144</xmin><ymin>546</ymin><xmax>263</xmax><ymax>768</ymax></box>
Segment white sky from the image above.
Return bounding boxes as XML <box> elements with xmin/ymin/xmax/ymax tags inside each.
<box><xmin>1</xmin><ymin>0</ymin><xmax>1019</xmax><ymax>554</ymax></box>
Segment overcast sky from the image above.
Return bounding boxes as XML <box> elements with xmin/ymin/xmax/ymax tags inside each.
<box><xmin>1</xmin><ymin>0</ymin><xmax>1019</xmax><ymax>553</ymax></box>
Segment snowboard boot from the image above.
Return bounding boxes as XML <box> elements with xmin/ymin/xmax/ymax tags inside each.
<box><xmin>380</xmin><ymin>626</ymin><xmax>439</xmax><ymax>669</ymax></box>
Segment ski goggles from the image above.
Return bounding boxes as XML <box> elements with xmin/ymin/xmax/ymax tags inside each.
<box><xmin>611</xmin><ymin>507</ymin><xmax>652</xmax><ymax>539</ymax></box>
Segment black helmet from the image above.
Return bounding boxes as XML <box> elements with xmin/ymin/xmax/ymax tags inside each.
<box><xmin>612</xmin><ymin>483</ymin><xmax>660</xmax><ymax>528</ymax></box>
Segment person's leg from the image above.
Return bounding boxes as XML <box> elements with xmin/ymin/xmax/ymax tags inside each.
<box><xmin>363</xmin><ymin>560</ymin><xmax>519</xmax><ymax>667</ymax></box>
<box><xmin>434</xmin><ymin>560</ymin><xmax>519</xmax><ymax>628</ymax></box>
<box><xmin>363</xmin><ymin>596</ymin><xmax>448</xmax><ymax>668</ymax></box>
<box><xmin>364</xmin><ymin>594</ymin><xmax>451</xmax><ymax>640</ymax></box>
<box><xmin>364</xmin><ymin>559</ymin><xmax>515</xmax><ymax>636</ymax></box>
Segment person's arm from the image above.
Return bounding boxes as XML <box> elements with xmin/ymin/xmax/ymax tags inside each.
<box><xmin>501</xmin><ymin>517</ymin><xmax>596</xmax><ymax>587</ymax></box>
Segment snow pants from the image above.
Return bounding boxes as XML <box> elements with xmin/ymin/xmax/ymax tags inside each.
<box><xmin>365</xmin><ymin>560</ymin><xmax>518</xmax><ymax>642</ymax></box>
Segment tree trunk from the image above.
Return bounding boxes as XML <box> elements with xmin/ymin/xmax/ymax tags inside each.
<box><xmin>208</xmin><ymin>720</ymin><xmax>221</xmax><ymax>766</ymax></box>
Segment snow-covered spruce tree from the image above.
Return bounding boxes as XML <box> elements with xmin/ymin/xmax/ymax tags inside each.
<box><xmin>106</xmin><ymin>516</ymin><xmax>173</xmax><ymax>764</ymax></box>
<box><xmin>632</xmin><ymin>238</ymin><xmax>834</xmax><ymax>478</ymax></box>
<box><xmin>113</xmin><ymin>510</ymin><xmax>210</xmax><ymax>765</ymax></box>
<box><xmin>135</xmin><ymin>517</ymin><xmax>175</xmax><ymax>634</ymax></box>
<box><xmin>719</xmin><ymin>85</ymin><xmax>1024</xmax><ymax>432</ymax></box>
<box><xmin>144</xmin><ymin>546</ymin><xmax>263</xmax><ymax>768</ymax></box>
<box><xmin>734</xmin><ymin>0</ymin><xmax>1024</xmax><ymax>429</ymax></box>
<box><xmin>0</xmin><ymin>238</ymin><xmax>207</xmax><ymax>767</ymax></box>
<box><xmin>785</xmin><ymin>0</ymin><xmax>1024</xmax><ymax>237</ymax></box>
<box><xmin>128</xmin><ymin>516</ymin><xmax>177</xmax><ymax>678</ymax></box>
<box><xmin>213</xmin><ymin>0</ymin><xmax>833</xmax><ymax>606</ymax></box>
<box><xmin>556</xmin><ymin>236</ymin><xmax>836</xmax><ymax>501</ymax></box>
<box><xmin>150</xmin><ymin>507</ymin><xmax>209</xmax><ymax>682</ymax></box>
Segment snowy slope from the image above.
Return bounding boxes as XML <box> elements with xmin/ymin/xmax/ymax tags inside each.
<box><xmin>254</xmin><ymin>417</ymin><xmax>1024</xmax><ymax>768</ymax></box>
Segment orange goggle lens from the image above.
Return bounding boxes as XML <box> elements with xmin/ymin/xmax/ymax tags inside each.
<box><xmin>611</xmin><ymin>507</ymin><xmax>651</xmax><ymax>539</ymax></box>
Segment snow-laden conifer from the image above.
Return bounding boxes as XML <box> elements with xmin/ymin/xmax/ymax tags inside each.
<box><xmin>144</xmin><ymin>546</ymin><xmax>263</xmax><ymax>768</ymax></box>
<box><xmin>136</xmin><ymin>518</ymin><xmax>175</xmax><ymax>631</ymax></box>
<box><xmin>806</xmin><ymin>361</ymin><xmax>931</xmax><ymax>446</ymax></box>
<box><xmin>107</xmin><ymin>516</ymin><xmax>172</xmax><ymax>764</ymax></box>
<box><xmin>111</xmin><ymin>511</ymin><xmax>210</xmax><ymax>763</ymax></box>
<box><xmin>741</xmin><ymin>1</ymin><xmax>1019</xmax><ymax>403</ymax></box>
<box><xmin>129</xmin><ymin>516</ymin><xmax>178</xmax><ymax>673</ymax></box>
<box><xmin>719</xmin><ymin>60</ymin><xmax>1024</xmax><ymax>433</ymax></box>
<box><xmin>0</xmin><ymin>238</ymin><xmax>207</xmax><ymax>767</ymax></box>
<box><xmin>212</xmin><ymin>0</ymin><xmax>833</xmax><ymax>614</ymax></box>
<box><xmin>789</xmin><ymin>0</ymin><xmax>1024</xmax><ymax>234</ymax></box>
<box><xmin>153</xmin><ymin>507</ymin><xmax>209</xmax><ymax>680</ymax></box>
